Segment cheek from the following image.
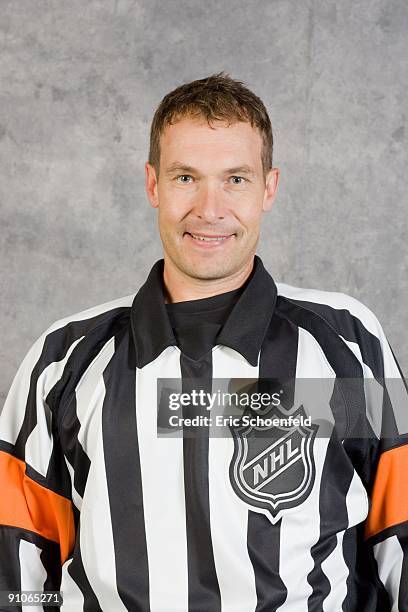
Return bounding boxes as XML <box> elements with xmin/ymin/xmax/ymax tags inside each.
<box><xmin>237</xmin><ymin>207</ymin><xmax>263</xmax><ymax>231</ymax></box>
<box><xmin>158</xmin><ymin>203</ymin><xmax>184</xmax><ymax>234</ymax></box>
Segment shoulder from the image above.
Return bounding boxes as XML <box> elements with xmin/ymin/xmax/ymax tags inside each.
<box><xmin>32</xmin><ymin>292</ymin><xmax>137</xmax><ymax>413</ymax></box>
<box><xmin>44</xmin><ymin>292</ymin><xmax>136</xmax><ymax>338</ymax></box>
<box><xmin>3</xmin><ymin>292</ymin><xmax>137</xmax><ymax>428</ymax></box>
<box><xmin>42</xmin><ymin>291</ymin><xmax>137</xmax><ymax>366</ymax></box>
<box><xmin>275</xmin><ymin>281</ymin><xmax>383</xmax><ymax>341</ymax></box>
<box><xmin>274</xmin><ymin>281</ymin><xmax>391</xmax><ymax>379</ymax></box>
<box><xmin>22</xmin><ymin>292</ymin><xmax>137</xmax><ymax>385</ymax></box>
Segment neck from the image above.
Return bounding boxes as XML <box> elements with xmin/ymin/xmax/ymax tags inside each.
<box><xmin>162</xmin><ymin>256</ymin><xmax>255</xmax><ymax>303</ymax></box>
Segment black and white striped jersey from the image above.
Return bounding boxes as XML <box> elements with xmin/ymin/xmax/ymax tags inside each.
<box><xmin>1</xmin><ymin>254</ymin><xmax>407</xmax><ymax>612</ymax></box>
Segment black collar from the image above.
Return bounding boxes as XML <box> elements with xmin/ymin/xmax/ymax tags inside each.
<box><xmin>130</xmin><ymin>254</ymin><xmax>277</xmax><ymax>368</ymax></box>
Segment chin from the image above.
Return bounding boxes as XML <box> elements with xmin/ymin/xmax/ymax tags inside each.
<box><xmin>179</xmin><ymin>254</ymin><xmax>243</xmax><ymax>281</ymax></box>
<box><xmin>163</xmin><ymin>235</ymin><xmax>255</xmax><ymax>281</ymax></box>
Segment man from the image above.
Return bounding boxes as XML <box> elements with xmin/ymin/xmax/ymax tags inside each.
<box><xmin>0</xmin><ymin>72</ymin><xmax>407</xmax><ymax>611</ymax></box>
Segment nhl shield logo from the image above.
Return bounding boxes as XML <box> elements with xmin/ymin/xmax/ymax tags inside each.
<box><xmin>229</xmin><ymin>404</ymin><xmax>318</xmax><ymax>523</ymax></box>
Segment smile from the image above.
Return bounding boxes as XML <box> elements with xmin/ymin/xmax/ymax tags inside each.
<box><xmin>184</xmin><ymin>232</ymin><xmax>235</xmax><ymax>247</ymax></box>
<box><xmin>188</xmin><ymin>232</ymin><xmax>231</xmax><ymax>242</ymax></box>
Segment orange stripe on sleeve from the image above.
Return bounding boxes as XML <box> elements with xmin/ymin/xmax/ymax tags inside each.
<box><xmin>365</xmin><ymin>443</ymin><xmax>408</xmax><ymax>540</ymax></box>
<box><xmin>0</xmin><ymin>450</ymin><xmax>75</xmax><ymax>563</ymax></box>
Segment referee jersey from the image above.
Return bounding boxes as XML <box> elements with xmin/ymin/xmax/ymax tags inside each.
<box><xmin>1</xmin><ymin>254</ymin><xmax>407</xmax><ymax>612</ymax></box>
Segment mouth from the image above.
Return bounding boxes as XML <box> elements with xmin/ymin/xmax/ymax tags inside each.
<box><xmin>183</xmin><ymin>231</ymin><xmax>236</xmax><ymax>248</ymax></box>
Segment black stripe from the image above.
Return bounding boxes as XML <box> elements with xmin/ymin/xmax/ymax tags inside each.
<box><xmin>102</xmin><ymin>326</ymin><xmax>150</xmax><ymax>611</ymax></box>
<box><xmin>40</xmin><ymin>539</ymin><xmax>61</xmax><ymax>602</ymax></box>
<box><xmin>0</xmin><ymin>525</ymin><xmax>61</xmax><ymax>612</ymax></box>
<box><xmin>263</xmin><ymin>302</ymin><xmax>300</xmax><ymax>379</ymax></box>
<box><xmin>245</xmin><ymin>308</ymin><xmax>299</xmax><ymax>608</ymax></box>
<box><xmin>306</xmin><ymin>432</ymin><xmax>354</xmax><ymax>611</ymax></box>
<box><xmin>259</xmin><ymin>307</ymin><xmax>299</xmax><ymax>407</ymax></box>
<box><xmin>0</xmin><ymin>525</ymin><xmax>22</xmax><ymax>611</ymax></box>
<box><xmin>247</xmin><ymin>514</ymin><xmax>287</xmax><ymax>611</ymax></box>
<box><xmin>66</xmin><ymin>521</ymin><xmax>102</xmax><ymax>611</ymax></box>
<box><xmin>342</xmin><ymin>435</ymin><xmax>380</xmax><ymax>493</ymax></box>
<box><xmin>379</xmin><ymin>387</ymin><xmax>405</xmax><ymax>451</ymax></box>
<box><xmin>44</xmin><ymin>408</ymin><xmax>75</xmax><ymax>499</ymax></box>
<box><xmin>0</xmin><ymin>440</ymin><xmax>19</xmax><ymax>457</ymax></box>
<box><xmin>72</xmin><ymin>504</ymin><xmax>80</xmax><ymax>535</ymax></box>
<box><xmin>180</xmin><ymin>351</ymin><xmax>221</xmax><ymax>612</ymax></box>
<box><xmin>341</xmin><ymin>525</ymin><xmax>359</xmax><ymax>612</ymax></box>
<box><xmin>342</xmin><ymin>523</ymin><xmax>391</xmax><ymax>612</ymax></box>
<box><xmin>57</xmin><ymin>393</ymin><xmax>91</xmax><ymax>499</ymax></box>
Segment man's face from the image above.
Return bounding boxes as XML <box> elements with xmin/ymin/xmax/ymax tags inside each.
<box><xmin>145</xmin><ymin>116</ymin><xmax>279</xmax><ymax>280</ymax></box>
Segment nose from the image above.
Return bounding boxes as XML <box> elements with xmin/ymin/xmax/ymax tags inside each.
<box><xmin>194</xmin><ymin>182</ymin><xmax>225</xmax><ymax>223</ymax></box>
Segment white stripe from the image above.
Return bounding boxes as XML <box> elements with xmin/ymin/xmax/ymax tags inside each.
<box><xmin>293</xmin><ymin>327</ymin><xmax>337</xmax><ymax>429</ymax></box>
<box><xmin>74</xmin><ymin>338</ymin><xmax>127</xmax><ymax>611</ymax></box>
<box><xmin>137</xmin><ymin>346</ymin><xmax>189</xmax><ymax>612</ymax></box>
<box><xmin>60</xmin><ymin>558</ymin><xmax>85</xmax><ymax>612</ymax></box>
<box><xmin>75</xmin><ymin>338</ymin><xmax>117</xmax><ymax>453</ymax></box>
<box><xmin>277</xmin><ymin>328</ymin><xmax>336</xmax><ymax>611</ymax></box>
<box><xmin>1</xmin><ymin>333</ymin><xmax>47</xmax><ymax>443</ymax></box>
<box><xmin>320</xmin><ymin>471</ymin><xmax>369</xmax><ymax>611</ymax></box>
<box><xmin>45</xmin><ymin>293</ymin><xmax>135</xmax><ymax>335</ymax></box>
<box><xmin>209</xmin><ymin>346</ymin><xmax>258</xmax><ymax>611</ymax></box>
<box><xmin>374</xmin><ymin>535</ymin><xmax>404</xmax><ymax>611</ymax></box>
<box><xmin>385</xmin><ymin>376</ymin><xmax>408</xmax><ymax>436</ymax></box>
<box><xmin>25</xmin><ymin>337</ymin><xmax>83</xmax><ymax>475</ymax></box>
<box><xmin>277</xmin><ymin>436</ymin><xmax>331</xmax><ymax>612</ymax></box>
<box><xmin>345</xmin><ymin>470</ymin><xmax>369</xmax><ymax>528</ymax></box>
<box><xmin>64</xmin><ymin>457</ymin><xmax>83</xmax><ymax>511</ymax></box>
<box><xmin>339</xmin><ymin>336</ymin><xmax>384</xmax><ymax>438</ymax></box>
<box><xmin>19</xmin><ymin>539</ymin><xmax>47</xmax><ymax>611</ymax></box>
<box><xmin>321</xmin><ymin>530</ymin><xmax>348</xmax><ymax>612</ymax></box>
<box><xmin>294</xmin><ymin>326</ymin><xmax>336</xmax><ymax>377</ymax></box>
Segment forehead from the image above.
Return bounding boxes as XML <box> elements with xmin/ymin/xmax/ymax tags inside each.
<box><xmin>159</xmin><ymin>116</ymin><xmax>263</xmax><ymax>169</ymax></box>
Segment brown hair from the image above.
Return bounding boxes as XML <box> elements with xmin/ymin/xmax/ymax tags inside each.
<box><xmin>148</xmin><ymin>71</ymin><xmax>273</xmax><ymax>183</ymax></box>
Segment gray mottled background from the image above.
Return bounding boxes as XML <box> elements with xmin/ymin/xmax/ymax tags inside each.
<box><xmin>1</xmin><ymin>0</ymin><xmax>407</xmax><ymax>399</ymax></box>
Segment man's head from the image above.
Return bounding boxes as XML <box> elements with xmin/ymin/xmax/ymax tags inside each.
<box><xmin>145</xmin><ymin>72</ymin><xmax>279</xmax><ymax>284</ymax></box>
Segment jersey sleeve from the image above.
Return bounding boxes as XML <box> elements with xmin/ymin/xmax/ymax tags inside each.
<box><xmin>0</xmin><ymin>326</ymin><xmax>76</xmax><ymax>601</ymax></box>
<box><xmin>361</xmin><ymin>316</ymin><xmax>408</xmax><ymax>610</ymax></box>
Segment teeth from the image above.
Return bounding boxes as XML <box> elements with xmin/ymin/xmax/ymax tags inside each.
<box><xmin>189</xmin><ymin>233</ymin><xmax>228</xmax><ymax>242</ymax></box>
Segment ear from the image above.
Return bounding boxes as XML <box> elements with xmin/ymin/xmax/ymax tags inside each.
<box><xmin>262</xmin><ymin>167</ymin><xmax>280</xmax><ymax>212</ymax></box>
<box><xmin>145</xmin><ymin>162</ymin><xmax>159</xmax><ymax>209</ymax></box>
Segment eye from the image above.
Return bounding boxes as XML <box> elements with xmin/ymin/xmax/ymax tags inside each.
<box><xmin>176</xmin><ymin>174</ymin><xmax>193</xmax><ymax>184</ymax></box>
<box><xmin>230</xmin><ymin>176</ymin><xmax>247</xmax><ymax>185</ymax></box>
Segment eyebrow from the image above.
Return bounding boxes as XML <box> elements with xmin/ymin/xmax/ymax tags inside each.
<box><xmin>164</xmin><ymin>162</ymin><xmax>257</xmax><ymax>177</ymax></box>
